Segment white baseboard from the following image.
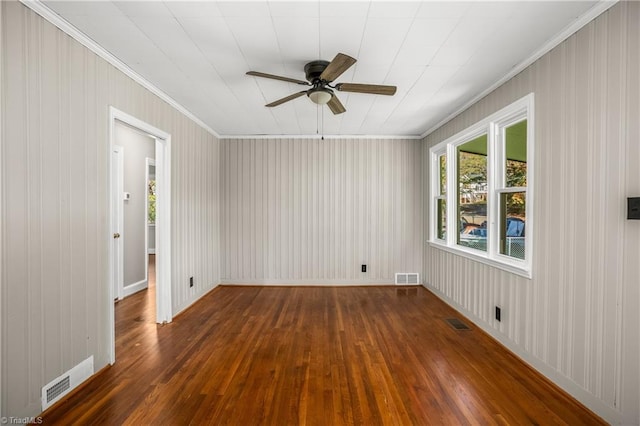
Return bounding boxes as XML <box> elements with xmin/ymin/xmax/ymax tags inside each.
<box><xmin>42</xmin><ymin>356</ymin><xmax>94</xmax><ymax>411</ymax></box>
<box><xmin>220</xmin><ymin>279</ymin><xmax>394</xmax><ymax>286</ymax></box>
<box><xmin>148</xmin><ymin>249</ymin><xmax>155</xmax><ymax>254</ymax></box>
<box><xmin>123</xmin><ymin>279</ymin><xmax>148</xmax><ymax>297</ymax></box>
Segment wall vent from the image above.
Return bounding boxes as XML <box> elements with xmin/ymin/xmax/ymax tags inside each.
<box><xmin>45</xmin><ymin>376</ymin><xmax>70</xmax><ymax>403</ymax></box>
<box><xmin>395</xmin><ymin>273</ymin><xmax>420</xmax><ymax>285</ymax></box>
<box><xmin>41</xmin><ymin>356</ymin><xmax>94</xmax><ymax>411</ymax></box>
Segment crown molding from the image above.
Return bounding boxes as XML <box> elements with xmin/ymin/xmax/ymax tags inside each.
<box><xmin>19</xmin><ymin>0</ymin><xmax>220</xmax><ymax>139</ymax></box>
<box><xmin>220</xmin><ymin>134</ymin><xmax>422</xmax><ymax>140</ymax></box>
<box><xmin>420</xmin><ymin>0</ymin><xmax>619</xmax><ymax>139</ymax></box>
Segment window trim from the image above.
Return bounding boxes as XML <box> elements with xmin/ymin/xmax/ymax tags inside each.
<box><xmin>431</xmin><ymin>149</ymin><xmax>447</xmax><ymax>242</ymax></box>
<box><xmin>429</xmin><ymin>94</ymin><xmax>534</xmax><ymax>278</ymax></box>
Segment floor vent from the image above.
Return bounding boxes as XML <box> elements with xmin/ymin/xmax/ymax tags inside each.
<box><xmin>42</xmin><ymin>356</ymin><xmax>94</xmax><ymax>411</ymax></box>
<box><xmin>445</xmin><ymin>318</ymin><xmax>471</xmax><ymax>330</ymax></box>
<box><xmin>395</xmin><ymin>273</ymin><xmax>420</xmax><ymax>285</ymax></box>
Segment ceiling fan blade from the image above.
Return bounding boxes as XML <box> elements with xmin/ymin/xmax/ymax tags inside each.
<box><xmin>335</xmin><ymin>83</ymin><xmax>397</xmax><ymax>96</ymax></box>
<box><xmin>266</xmin><ymin>91</ymin><xmax>308</xmax><ymax>107</ymax></box>
<box><xmin>320</xmin><ymin>53</ymin><xmax>356</xmax><ymax>82</ymax></box>
<box><xmin>327</xmin><ymin>95</ymin><xmax>346</xmax><ymax>115</ymax></box>
<box><xmin>247</xmin><ymin>71</ymin><xmax>309</xmax><ymax>86</ymax></box>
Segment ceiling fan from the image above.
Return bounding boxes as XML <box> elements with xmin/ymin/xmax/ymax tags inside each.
<box><xmin>246</xmin><ymin>53</ymin><xmax>397</xmax><ymax>115</ymax></box>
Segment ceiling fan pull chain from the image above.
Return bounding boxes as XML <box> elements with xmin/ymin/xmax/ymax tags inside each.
<box><xmin>322</xmin><ymin>107</ymin><xmax>325</xmax><ymax>141</ymax></box>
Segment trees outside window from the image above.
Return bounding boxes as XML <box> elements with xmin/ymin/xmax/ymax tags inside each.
<box><xmin>148</xmin><ymin>180</ymin><xmax>156</xmax><ymax>224</ymax></box>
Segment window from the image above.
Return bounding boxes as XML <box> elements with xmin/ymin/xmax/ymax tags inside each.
<box><xmin>497</xmin><ymin>119</ymin><xmax>527</xmax><ymax>260</ymax></box>
<box><xmin>429</xmin><ymin>94</ymin><xmax>533</xmax><ymax>277</ymax></box>
<box><xmin>148</xmin><ymin>179</ymin><xmax>156</xmax><ymax>224</ymax></box>
<box><xmin>435</xmin><ymin>153</ymin><xmax>447</xmax><ymax>240</ymax></box>
<box><xmin>457</xmin><ymin>134</ymin><xmax>488</xmax><ymax>252</ymax></box>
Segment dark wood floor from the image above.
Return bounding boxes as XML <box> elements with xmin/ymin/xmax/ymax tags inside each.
<box><xmin>41</xmin><ymin>266</ymin><xmax>604</xmax><ymax>425</ymax></box>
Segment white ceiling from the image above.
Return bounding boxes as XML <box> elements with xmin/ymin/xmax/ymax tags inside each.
<box><xmin>41</xmin><ymin>0</ymin><xmax>602</xmax><ymax>137</ymax></box>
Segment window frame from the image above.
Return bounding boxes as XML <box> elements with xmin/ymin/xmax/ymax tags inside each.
<box><xmin>429</xmin><ymin>94</ymin><xmax>534</xmax><ymax>278</ymax></box>
<box><xmin>431</xmin><ymin>149</ymin><xmax>447</xmax><ymax>242</ymax></box>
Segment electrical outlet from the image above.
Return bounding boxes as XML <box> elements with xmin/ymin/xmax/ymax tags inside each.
<box><xmin>189</xmin><ymin>276</ymin><xmax>194</xmax><ymax>288</ymax></box>
<box><xmin>361</xmin><ymin>264</ymin><xmax>367</xmax><ymax>273</ymax></box>
<box><xmin>495</xmin><ymin>306</ymin><xmax>501</xmax><ymax>322</ymax></box>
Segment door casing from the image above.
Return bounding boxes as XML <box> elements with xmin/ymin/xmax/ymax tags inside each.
<box><xmin>108</xmin><ymin>107</ymin><xmax>172</xmax><ymax>364</ymax></box>
<box><xmin>111</xmin><ymin>145</ymin><xmax>124</xmax><ymax>301</ymax></box>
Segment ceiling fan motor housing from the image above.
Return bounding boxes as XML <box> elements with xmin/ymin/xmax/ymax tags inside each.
<box><xmin>304</xmin><ymin>60</ymin><xmax>330</xmax><ymax>84</ymax></box>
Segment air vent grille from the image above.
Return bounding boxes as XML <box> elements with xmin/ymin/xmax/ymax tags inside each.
<box><xmin>395</xmin><ymin>273</ymin><xmax>419</xmax><ymax>285</ymax></box>
<box><xmin>46</xmin><ymin>376</ymin><xmax>70</xmax><ymax>403</ymax></box>
<box><xmin>445</xmin><ymin>318</ymin><xmax>471</xmax><ymax>330</ymax></box>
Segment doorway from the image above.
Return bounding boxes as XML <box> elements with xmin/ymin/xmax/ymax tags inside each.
<box><xmin>113</xmin><ymin>123</ymin><xmax>155</xmax><ymax>299</ymax></box>
<box><xmin>109</xmin><ymin>107</ymin><xmax>172</xmax><ymax>364</ymax></box>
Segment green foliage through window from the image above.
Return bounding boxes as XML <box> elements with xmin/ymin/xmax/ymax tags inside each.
<box><xmin>148</xmin><ymin>180</ymin><xmax>156</xmax><ymax>224</ymax></box>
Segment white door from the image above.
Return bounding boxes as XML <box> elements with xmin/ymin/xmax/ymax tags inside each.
<box><xmin>111</xmin><ymin>145</ymin><xmax>124</xmax><ymax>300</ymax></box>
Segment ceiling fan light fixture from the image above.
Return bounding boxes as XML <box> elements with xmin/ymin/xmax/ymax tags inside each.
<box><xmin>308</xmin><ymin>87</ymin><xmax>333</xmax><ymax>105</ymax></box>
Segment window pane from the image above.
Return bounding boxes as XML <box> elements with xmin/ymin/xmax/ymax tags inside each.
<box><xmin>439</xmin><ymin>154</ymin><xmax>446</xmax><ymax>195</ymax></box>
<box><xmin>437</xmin><ymin>198</ymin><xmax>446</xmax><ymax>240</ymax></box>
<box><xmin>148</xmin><ymin>179</ymin><xmax>156</xmax><ymax>224</ymax></box>
<box><xmin>500</xmin><ymin>192</ymin><xmax>526</xmax><ymax>259</ymax></box>
<box><xmin>457</xmin><ymin>135</ymin><xmax>487</xmax><ymax>251</ymax></box>
<box><xmin>505</xmin><ymin>120</ymin><xmax>527</xmax><ymax>187</ymax></box>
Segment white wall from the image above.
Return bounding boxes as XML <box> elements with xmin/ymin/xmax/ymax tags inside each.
<box><xmin>221</xmin><ymin>137</ymin><xmax>423</xmax><ymax>284</ymax></box>
<box><xmin>0</xmin><ymin>0</ymin><xmax>4</xmax><ymax>419</ymax></box>
<box><xmin>0</xmin><ymin>1</ymin><xmax>220</xmax><ymax>418</ymax></box>
<box><xmin>423</xmin><ymin>2</ymin><xmax>639</xmax><ymax>424</ymax></box>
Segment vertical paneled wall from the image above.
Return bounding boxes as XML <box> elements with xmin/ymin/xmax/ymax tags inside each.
<box><xmin>1</xmin><ymin>1</ymin><xmax>220</xmax><ymax>418</ymax></box>
<box><xmin>423</xmin><ymin>2</ymin><xmax>639</xmax><ymax>424</ymax></box>
<box><xmin>171</xmin><ymin>112</ymin><xmax>220</xmax><ymax>312</ymax></box>
<box><xmin>221</xmin><ymin>137</ymin><xmax>423</xmax><ymax>284</ymax></box>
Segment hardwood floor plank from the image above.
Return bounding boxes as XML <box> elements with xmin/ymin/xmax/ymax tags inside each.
<box><xmin>38</xmin><ymin>283</ymin><xmax>606</xmax><ymax>425</ymax></box>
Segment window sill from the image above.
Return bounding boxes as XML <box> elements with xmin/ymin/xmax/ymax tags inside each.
<box><xmin>428</xmin><ymin>240</ymin><xmax>532</xmax><ymax>279</ymax></box>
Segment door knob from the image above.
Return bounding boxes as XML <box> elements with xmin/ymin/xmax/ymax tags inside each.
<box><xmin>113</xmin><ymin>233</ymin><xmax>121</xmax><ymax>239</ymax></box>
